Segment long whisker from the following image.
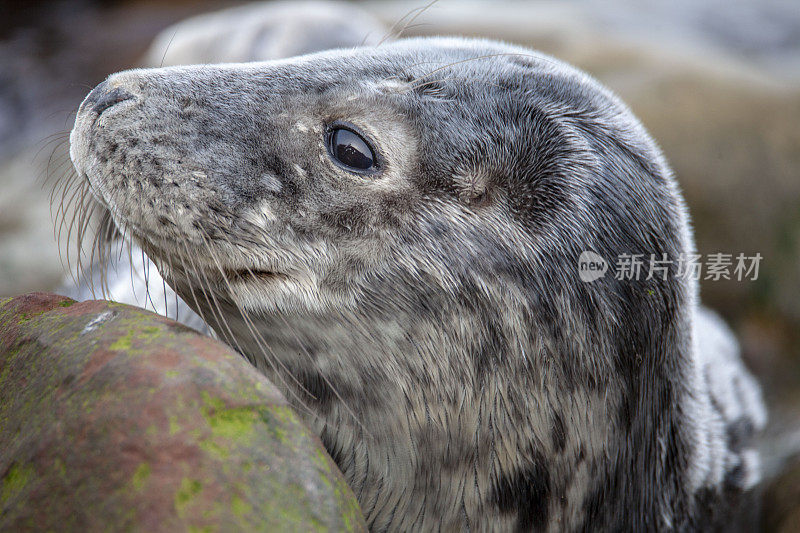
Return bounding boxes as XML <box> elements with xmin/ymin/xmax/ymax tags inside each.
<box><xmin>377</xmin><ymin>0</ymin><xmax>439</xmax><ymax>47</ymax></box>
<box><xmin>179</xmin><ymin>238</ymin><xmax>235</xmax><ymax>341</ymax></box>
<box><xmin>408</xmin><ymin>52</ymin><xmax>524</xmax><ymax>85</ymax></box>
<box><xmin>192</xmin><ymin>227</ymin><xmax>317</xmax><ymax>416</ymax></box>
<box><xmin>159</xmin><ymin>29</ymin><xmax>179</xmax><ymax>68</ymax></box>
<box><xmin>220</xmin><ymin>220</ymin><xmax>371</xmax><ymax>436</ymax></box>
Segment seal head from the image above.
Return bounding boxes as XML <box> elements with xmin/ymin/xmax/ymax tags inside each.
<box><xmin>70</xmin><ymin>37</ymin><xmax>765</xmax><ymax>530</ymax></box>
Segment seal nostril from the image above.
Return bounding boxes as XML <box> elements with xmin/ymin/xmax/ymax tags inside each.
<box><xmin>91</xmin><ymin>86</ymin><xmax>135</xmax><ymax>115</ymax></box>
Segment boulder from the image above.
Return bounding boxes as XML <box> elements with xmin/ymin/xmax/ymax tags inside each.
<box><xmin>0</xmin><ymin>292</ymin><xmax>365</xmax><ymax>531</ymax></box>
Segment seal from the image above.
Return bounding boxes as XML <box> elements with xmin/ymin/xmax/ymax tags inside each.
<box><xmin>68</xmin><ymin>37</ymin><xmax>766</xmax><ymax>530</ymax></box>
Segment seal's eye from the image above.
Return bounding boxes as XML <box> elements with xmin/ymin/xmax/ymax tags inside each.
<box><xmin>327</xmin><ymin>127</ymin><xmax>376</xmax><ymax>172</ymax></box>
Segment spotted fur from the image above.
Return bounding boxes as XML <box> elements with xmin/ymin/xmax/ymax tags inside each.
<box><xmin>68</xmin><ymin>37</ymin><xmax>766</xmax><ymax>531</ymax></box>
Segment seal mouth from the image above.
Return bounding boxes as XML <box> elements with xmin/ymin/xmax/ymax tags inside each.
<box><xmin>223</xmin><ymin>269</ymin><xmax>288</xmax><ymax>283</ymax></box>
<box><xmin>133</xmin><ymin>237</ymin><xmax>290</xmax><ymax>288</ymax></box>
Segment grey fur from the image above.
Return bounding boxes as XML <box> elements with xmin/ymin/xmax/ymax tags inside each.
<box><xmin>68</xmin><ymin>37</ymin><xmax>766</xmax><ymax>531</ymax></box>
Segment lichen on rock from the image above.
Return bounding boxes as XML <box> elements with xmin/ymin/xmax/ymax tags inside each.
<box><xmin>0</xmin><ymin>292</ymin><xmax>365</xmax><ymax>531</ymax></box>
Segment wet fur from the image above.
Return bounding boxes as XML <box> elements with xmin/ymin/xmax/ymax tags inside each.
<box><xmin>67</xmin><ymin>37</ymin><xmax>765</xmax><ymax>531</ymax></box>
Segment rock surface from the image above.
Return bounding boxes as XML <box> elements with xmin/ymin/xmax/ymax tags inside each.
<box><xmin>0</xmin><ymin>292</ymin><xmax>365</xmax><ymax>531</ymax></box>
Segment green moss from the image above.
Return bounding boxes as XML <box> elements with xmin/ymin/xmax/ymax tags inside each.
<box><xmin>258</xmin><ymin>405</ymin><xmax>299</xmax><ymax>444</ymax></box>
<box><xmin>108</xmin><ymin>319</ymin><xmax>181</xmax><ymax>352</ymax></box>
<box><xmin>200</xmin><ymin>393</ymin><xmax>225</xmax><ymax>413</ymax></box>
<box><xmin>168</xmin><ymin>415</ymin><xmax>181</xmax><ymax>436</ymax></box>
<box><xmin>131</xmin><ymin>462</ymin><xmax>151</xmax><ymax>491</ymax></box>
<box><xmin>1</xmin><ymin>462</ymin><xmax>34</xmax><ymax>504</ymax></box>
<box><xmin>312</xmin><ymin>448</ymin><xmax>335</xmax><ymax>491</ymax></box>
<box><xmin>231</xmin><ymin>495</ymin><xmax>252</xmax><ymax>518</ymax></box>
<box><xmin>199</xmin><ymin>438</ymin><xmax>230</xmax><ymax>459</ymax></box>
<box><xmin>269</xmin><ymin>405</ymin><xmax>294</xmax><ymax>421</ymax></box>
<box><xmin>311</xmin><ymin>447</ymin><xmax>363</xmax><ymax>531</ymax></box>
<box><xmin>201</xmin><ymin>392</ymin><xmax>257</xmax><ymax>440</ymax></box>
<box><xmin>16</xmin><ymin>309</ymin><xmax>48</xmax><ymax>323</ymax></box>
<box><xmin>109</xmin><ymin>330</ymin><xmax>134</xmax><ymax>351</ymax></box>
<box><xmin>188</xmin><ymin>526</ymin><xmax>212</xmax><ymax>533</ymax></box>
<box><xmin>174</xmin><ymin>477</ymin><xmax>203</xmax><ymax>518</ymax></box>
<box><xmin>58</xmin><ymin>300</ymin><xmax>76</xmax><ymax>307</ymax></box>
<box><xmin>0</xmin><ymin>346</ymin><xmax>21</xmax><ymax>389</ymax></box>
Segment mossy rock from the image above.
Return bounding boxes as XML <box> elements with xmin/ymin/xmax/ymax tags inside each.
<box><xmin>0</xmin><ymin>292</ymin><xmax>365</xmax><ymax>531</ymax></box>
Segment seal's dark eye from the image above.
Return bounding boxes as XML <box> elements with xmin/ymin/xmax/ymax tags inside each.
<box><xmin>328</xmin><ymin>127</ymin><xmax>376</xmax><ymax>172</ymax></box>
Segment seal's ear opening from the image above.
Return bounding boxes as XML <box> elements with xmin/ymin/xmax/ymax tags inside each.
<box><xmin>454</xmin><ymin>172</ymin><xmax>492</xmax><ymax>208</ymax></box>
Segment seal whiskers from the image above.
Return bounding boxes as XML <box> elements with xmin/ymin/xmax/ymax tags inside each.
<box><xmin>65</xmin><ymin>36</ymin><xmax>766</xmax><ymax>530</ymax></box>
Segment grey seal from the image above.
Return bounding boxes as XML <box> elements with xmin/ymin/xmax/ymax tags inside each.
<box><xmin>68</xmin><ymin>37</ymin><xmax>766</xmax><ymax>531</ymax></box>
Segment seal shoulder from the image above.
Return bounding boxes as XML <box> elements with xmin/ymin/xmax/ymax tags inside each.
<box><xmin>691</xmin><ymin>306</ymin><xmax>766</xmax><ymax>495</ymax></box>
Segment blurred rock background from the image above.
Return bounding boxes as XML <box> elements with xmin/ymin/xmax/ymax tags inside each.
<box><xmin>0</xmin><ymin>0</ymin><xmax>798</xmax><ymax>528</ymax></box>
